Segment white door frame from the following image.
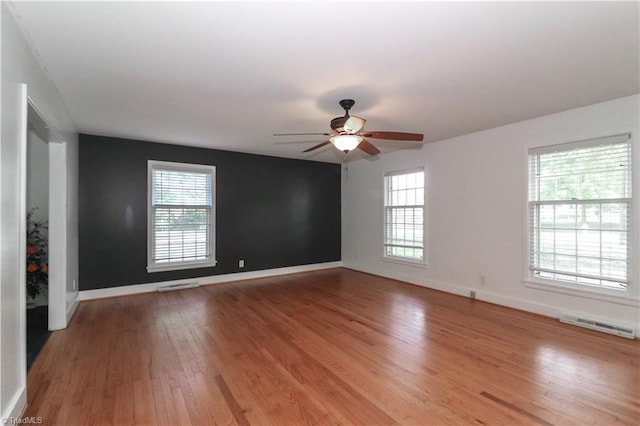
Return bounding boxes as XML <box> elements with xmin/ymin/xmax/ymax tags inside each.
<box><xmin>26</xmin><ymin>99</ymin><xmax>67</xmax><ymax>330</ymax></box>
<box><xmin>48</xmin><ymin>142</ymin><xmax>67</xmax><ymax>330</ymax></box>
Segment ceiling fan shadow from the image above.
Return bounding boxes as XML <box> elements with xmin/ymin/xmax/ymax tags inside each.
<box><xmin>316</xmin><ymin>86</ymin><xmax>379</xmax><ymax>114</ymax></box>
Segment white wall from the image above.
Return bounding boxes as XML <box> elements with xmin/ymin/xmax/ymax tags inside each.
<box><xmin>0</xmin><ymin>3</ymin><xmax>78</xmax><ymax>420</ymax></box>
<box><xmin>343</xmin><ymin>94</ymin><xmax>639</xmax><ymax>332</ymax></box>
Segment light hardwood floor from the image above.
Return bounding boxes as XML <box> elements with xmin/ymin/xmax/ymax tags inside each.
<box><xmin>25</xmin><ymin>268</ymin><xmax>639</xmax><ymax>425</ymax></box>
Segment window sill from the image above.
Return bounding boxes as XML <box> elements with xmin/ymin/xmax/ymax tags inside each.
<box><xmin>147</xmin><ymin>260</ymin><xmax>217</xmax><ymax>273</ymax></box>
<box><xmin>381</xmin><ymin>256</ymin><xmax>428</xmax><ymax>269</ymax></box>
<box><xmin>523</xmin><ymin>279</ymin><xmax>639</xmax><ymax>307</ymax></box>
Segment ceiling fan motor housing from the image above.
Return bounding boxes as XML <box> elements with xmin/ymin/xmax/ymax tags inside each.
<box><xmin>330</xmin><ymin>99</ymin><xmax>356</xmax><ymax>131</ymax></box>
<box><xmin>330</xmin><ymin>116</ymin><xmax>347</xmax><ymax>131</ymax></box>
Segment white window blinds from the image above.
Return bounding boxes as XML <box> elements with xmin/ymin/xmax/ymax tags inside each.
<box><xmin>384</xmin><ymin>168</ymin><xmax>425</xmax><ymax>261</ymax></box>
<box><xmin>148</xmin><ymin>161</ymin><xmax>216</xmax><ymax>271</ymax></box>
<box><xmin>528</xmin><ymin>134</ymin><xmax>631</xmax><ymax>290</ymax></box>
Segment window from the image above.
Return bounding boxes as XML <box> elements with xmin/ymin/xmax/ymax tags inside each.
<box><xmin>528</xmin><ymin>134</ymin><xmax>631</xmax><ymax>291</ymax></box>
<box><xmin>384</xmin><ymin>168</ymin><xmax>425</xmax><ymax>262</ymax></box>
<box><xmin>147</xmin><ymin>160</ymin><xmax>216</xmax><ymax>272</ymax></box>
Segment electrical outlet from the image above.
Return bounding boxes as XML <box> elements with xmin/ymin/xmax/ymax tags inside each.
<box><xmin>470</xmin><ymin>290</ymin><xmax>476</xmax><ymax>299</ymax></box>
<box><xmin>239</xmin><ymin>259</ymin><xmax>245</xmax><ymax>268</ymax></box>
<box><xmin>480</xmin><ymin>275</ymin><xmax>486</xmax><ymax>285</ymax></box>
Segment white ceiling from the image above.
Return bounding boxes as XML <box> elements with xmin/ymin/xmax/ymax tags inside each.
<box><xmin>8</xmin><ymin>1</ymin><xmax>639</xmax><ymax>163</ymax></box>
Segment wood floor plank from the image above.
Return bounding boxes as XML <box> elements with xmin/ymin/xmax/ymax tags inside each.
<box><xmin>24</xmin><ymin>268</ymin><xmax>640</xmax><ymax>425</ymax></box>
<box><xmin>214</xmin><ymin>375</ymin><xmax>250</xmax><ymax>426</ymax></box>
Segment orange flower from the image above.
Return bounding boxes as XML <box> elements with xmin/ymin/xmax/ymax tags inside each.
<box><xmin>41</xmin><ymin>265</ymin><xmax>48</xmax><ymax>274</ymax></box>
<box><xmin>27</xmin><ymin>246</ymin><xmax>37</xmax><ymax>254</ymax></box>
<box><xmin>27</xmin><ymin>263</ymin><xmax>38</xmax><ymax>273</ymax></box>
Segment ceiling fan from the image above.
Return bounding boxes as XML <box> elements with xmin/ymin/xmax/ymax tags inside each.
<box><xmin>274</xmin><ymin>99</ymin><xmax>424</xmax><ymax>155</ymax></box>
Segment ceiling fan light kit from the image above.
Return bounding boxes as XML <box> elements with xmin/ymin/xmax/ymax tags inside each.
<box><xmin>330</xmin><ymin>134</ymin><xmax>362</xmax><ymax>152</ymax></box>
<box><xmin>275</xmin><ymin>99</ymin><xmax>424</xmax><ymax>156</ymax></box>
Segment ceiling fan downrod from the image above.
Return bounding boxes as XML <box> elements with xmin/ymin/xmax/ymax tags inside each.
<box><xmin>339</xmin><ymin>99</ymin><xmax>355</xmax><ymax>116</ymax></box>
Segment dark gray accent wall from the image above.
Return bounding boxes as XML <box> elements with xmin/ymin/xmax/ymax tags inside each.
<box><xmin>79</xmin><ymin>134</ymin><xmax>341</xmax><ymax>290</ymax></box>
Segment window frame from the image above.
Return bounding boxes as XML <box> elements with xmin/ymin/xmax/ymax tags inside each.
<box><xmin>525</xmin><ymin>133</ymin><xmax>633</xmax><ymax>296</ymax></box>
<box><xmin>147</xmin><ymin>160</ymin><xmax>217</xmax><ymax>273</ymax></box>
<box><xmin>382</xmin><ymin>166</ymin><xmax>427</xmax><ymax>266</ymax></box>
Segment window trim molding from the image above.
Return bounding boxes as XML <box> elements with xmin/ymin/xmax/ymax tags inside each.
<box><xmin>382</xmin><ymin>165</ymin><xmax>428</xmax><ymax>266</ymax></box>
<box><xmin>381</xmin><ymin>255</ymin><xmax>428</xmax><ymax>269</ymax></box>
<box><xmin>528</xmin><ymin>133</ymin><xmax>630</xmax><ymax>156</ymax></box>
<box><xmin>523</xmin><ymin>132</ymin><xmax>636</xmax><ymax>298</ymax></box>
<box><xmin>147</xmin><ymin>160</ymin><xmax>217</xmax><ymax>273</ymax></box>
<box><xmin>522</xmin><ymin>279</ymin><xmax>640</xmax><ymax>307</ymax></box>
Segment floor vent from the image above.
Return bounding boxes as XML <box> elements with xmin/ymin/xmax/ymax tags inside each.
<box><xmin>560</xmin><ymin>313</ymin><xmax>635</xmax><ymax>339</ymax></box>
<box><xmin>158</xmin><ymin>282</ymin><xmax>199</xmax><ymax>292</ymax></box>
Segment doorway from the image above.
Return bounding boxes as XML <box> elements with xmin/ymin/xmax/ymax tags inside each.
<box><xmin>25</xmin><ymin>101</ymin><xmax>68</xmax><ymax>369</ymax></box>
<box><xmin>26</xmin><ymin>105</ymin><xmax>50</xmax><ymax>369</ymax></box>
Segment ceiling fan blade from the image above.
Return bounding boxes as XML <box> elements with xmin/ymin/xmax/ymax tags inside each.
<box><xmin>302</xmin><ymin>140</ymin><xmax>331</xmax><ymax>153</ymax></box>
<box><xmin>359</xmin><ymin>131</ymin><xmax>424</xmax><ymax>141</ymax></box>
<box><xmin>357</xmin><ymin>139</ymin><xmax>381</xmax><ymax>155</ymax></box>
<box><xmin>344</xmin><ymin>116</ymin><xmax>366</xmax><ymax>133</ymax></box>
<box><xmin>275</xmin><ymin>140</ymin><xmax>324</xmax><ymax>145</ymax></box>
<box><xmin>274</xmin><ymin>132</ymin><xmax>331</xmax><ymax>136</ymax></box>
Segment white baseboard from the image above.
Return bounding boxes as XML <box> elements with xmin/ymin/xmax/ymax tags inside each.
<box><xmin>344</xmin><ymin>262</ymin><xmax>639</xmax><ymax>337</ymax></box>
<box><xmin>1</xmin><ymin>385</ymin><xmax>26</xmax><ymax>424</ymax></box>
<box><xmin>344</xmin><ymin>263</ymin><xmax>572</xmax><ymax>320</ymax></box>
<box><xmin>78</xmin><ymin>261</ymin><xmax>343</xmax><ymax>301</ymax></box>
<box><xmin>66</xmin><ymin>295</ymin><xmax>79</xmax><ymax>324</ymax></box>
